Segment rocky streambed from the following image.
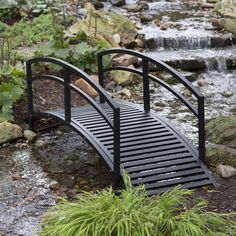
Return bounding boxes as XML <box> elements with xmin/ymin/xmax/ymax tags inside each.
<box><xmin>1</xmin><ymin>0</ymin><xmax>236</xmax><ymax>235</ymax></box>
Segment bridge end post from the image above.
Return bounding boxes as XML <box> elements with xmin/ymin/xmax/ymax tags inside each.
<box><xmin>26</xmin><ymin>62</ymin><xmax>35</xmax><ymax>131</ymax></box>
<box><xmin>113</xmin><ymin>107</ymin><xmax>121</xmax><ymax>189</ymax></box>
<box><xmin>198</xmin><ymin>96</ymin><xmax>205</xmax><ymax>163</ymax></box>
<box><xmin>64</xmin><ymin>69</ymin><xmax>71</xmax><ymax>123</ymax></box>
<box><xmin>97</xmin><ymin>53</ymin><xmax>105</xmax><ymax>104</ymax></box>
<box><xmin>142</xmin><ymin>59</ymin><xmax>150</xmax><ymax>112</ymax></box>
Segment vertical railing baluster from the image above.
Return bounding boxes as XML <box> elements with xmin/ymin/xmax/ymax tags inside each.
<box><xmin>142</xmin><ymin>59</ymin><xmax>150</xmax><ymax>111</ymax></box>
<box><xmin>64</xmin><ymin>69</ymin><xmax>71</xmax><ymax>122</ymax></box>
<box><xmin>97</xmin><ymin>54</ymin><xmax>105</xmax><ymax>104</ymax></box>
<box><xmin>113</xmin><ymin>107</ymin><xmax>121</xmax><ymax>189</ymax></box>
<box><xmin>26</xmin><ymin>62</ymin><xmax>34</xmax><ymax>131</ymax></box>
<box><xmin>198</xmin><ymin>96</ymin><xmax>205</xmax><ymax>163</ymax></box>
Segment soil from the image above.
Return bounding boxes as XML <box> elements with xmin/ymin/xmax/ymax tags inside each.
<box><xmin>195</xmin><ymin>175</ymin><xmax>236</xmax><ymax>214</ymax></box>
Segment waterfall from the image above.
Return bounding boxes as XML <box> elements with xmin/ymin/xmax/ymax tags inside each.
<box><xmin>205</xmin><ymin>57</ymin><xmax>228</xmax><ymax>73</ymax></box>
<box><xmin>153</xmin><ymin>36</ymin><xmax>213</xmax><ymax>50</ymax></box>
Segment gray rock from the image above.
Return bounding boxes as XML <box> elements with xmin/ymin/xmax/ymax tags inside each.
<box><xmin>216</xmin><ymin>164</ymin><xmax>236</xmax><ymax>178</ymax></box>
<box><xmin>110</xmin><ymin>0</ymin><xmax>125</xmax><ymax>7</ymax></box>
<box><xmin>35</xmin><ymin>139</ymin><xmax>49</xmax><ymax>148</ymax></box>
<box><xmin>140</xmin><ymin>14</ymin><xmax>153</xmax><ymax>23</ymax></box>
<box><xmin>124</xmin><ymin>4</ymin><xmax>143</xmax><ymax>12</ymax></box>
<box><xmin>24</xmin><ymin>130</ymin><xmax>37</xmax><ymax>142</ymax></box>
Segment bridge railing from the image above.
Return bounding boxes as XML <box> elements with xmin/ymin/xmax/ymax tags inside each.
<box><xmin>97</xmin><ymin>48</ymin><xmax>205</xmax><ymax>163</ymax></box>
<box><xmin>26</xmin><ymin>57</ymin><xmax>121</xmax><ymax>188</ymax></box>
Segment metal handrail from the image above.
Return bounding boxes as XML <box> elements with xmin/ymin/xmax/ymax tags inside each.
<box><xmin>32</xmin><ymin>75</ymin><xmax>114</xmax><ymax>129</ymax></box>
<box><xmin>97</xmin><ymin>48</ymin><xmax>205</xmax><ymax>163</ymax></box>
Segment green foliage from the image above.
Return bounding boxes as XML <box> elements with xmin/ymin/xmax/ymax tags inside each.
<box><xmin>10</xmin><ymin>14</ymin><xmax>57</xmax><ymax>48</ymax></box>
<box><xmin>36</xmin><ymin>30</ymin><xmax>111</xmax><ymax>73</ymax></box>
<box><xmin>0</xmin><ymin>65</ymin><xmax>25</xmax><ymax>121</ymax></box>
<box><xmin>39</xmin><ymin>175</ymin><xmax>236</xmax><ymax>236</ymax></box>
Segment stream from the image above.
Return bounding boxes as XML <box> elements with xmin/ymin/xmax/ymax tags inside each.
<box><xmin>0</xmin><ymin>0</ymin><xmax>236</xmax><ymax>235</ymax></box>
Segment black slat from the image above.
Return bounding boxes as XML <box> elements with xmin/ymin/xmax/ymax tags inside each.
<box><xmin>147</xmin><ymin>179</ymin><xmax>212</xmax><ymax>196</ymax></box>
<box><xmin>126</xmin><ymin>157</ymin><xmax>196</xmax><ymax>173</ymax></box>
<box><xmin>121</xmin><ymin>147</ymin><xmax>189</xmax><ymax>163</ymax></box>
<box><xmin>132</xmin><ymin>168</ymin><xmax>204</xmax><ymax>185</ymax></box>
<box><xmin>112</xmin><ymin>140</ymin><xmax>181</xmax><ymax>153</ymax></box>
<box><xmin>120</xmin><ymin>143</ymin><xmax>184</xmax><ymax>157</ymax></box>
<box><xmin>122</xmin><ymin>152</ymin><xmax>191</xmax><ymax>168</ymax></box>
<box><xmin>144</xmin><ymin>174</ymin><xmax>208</xmax><ymax>190</ymax></box>
<box><xmin>105</xmin><ymin>135</ymin><xmax>176</xmax><ymax>149</ymax></box>
<box><xmin>129</xmin><ymin>162</ymin><xmax>200</xmax><ymax>179</ymax></box>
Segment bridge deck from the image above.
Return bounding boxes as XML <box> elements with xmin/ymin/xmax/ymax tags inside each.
<box><xmin>45</xmin><ymin>102</ymin><xmax>215</xmax><ymax>195</ymax></box>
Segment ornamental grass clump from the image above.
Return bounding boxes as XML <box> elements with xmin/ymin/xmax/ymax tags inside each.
<box><xmin>39</xmin><ymin>175</ymin><xmax>236</xmax><ymax>236</ymax></box>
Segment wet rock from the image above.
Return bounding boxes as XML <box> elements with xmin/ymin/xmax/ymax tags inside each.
<box><xmin>201</xmin><ymin>2</ymin><xmax>215</xmax><ymax>8</ymax></box>
<box><xmin>124</xmin><ymin>4</ymin><xmax>143</xmax><ymax>12</ymax></box>
<box><xmin>49</xmin><ymin>180</ymin><xmax>60</xmax><ymax>190</ymax></box>
<box><xmin>217</xmin><ymin>164</ymin><xmax>236</xmax><ymax>178</ymax></box>
<box><xmin>112</xmin><ymin>54</ymin><xmax>138</xmax><ymax>67</ymax></box>
<box><xmin>211</xmin><ymin>18</ymin><xmax>223</xmax><ymax>29</ymax></box>
<box><xmin>116</xmin><ymin>88</ymin><xmax>131</xmax><ymax>98</ymax></box>
<box><xmin>110</xmin><ymin>0</ymin><xmax>125</xmax><ymax>7</ymax></box>
<box><xmin>58</xmin><ymin>175</ymin><xmax>75</xmax><ymax>187</ymax></box>
<box><xmin>106</xmin><ymin>81</ymin><xmax>117</xmax><ymax>91</ymax></box>
<box><xmin>140</xmin><ymin>14</ymin><xmax>153</xmax><ymax>23</ymax></box>
<box><xmin>136</xmin><ymin>22</ymin><xmax>142</xmax><ymax>29</ymax></box>
<box><xmin>35</xmin><ymin>139</ymin><xmax>49</xmax><ymax>148</ymax></box>
<box><xmin>111</xmin><ymin>66</ymin><xmax>135</xmax><ymax>86</ymax></box>
<box><xmin>74</xmin><ymin>75</ymin><xmax>99</xmax><ymax>97</ymax></box>
<box><xmin>77</xmin><ymin>8</ymin><xmax>88</xmax><ymax>16</ymax></box>
<box><xmin>0</xmin><ymin>122</ymin><xmax>23</xmax><ymax>144</ymax></box>
<box><xmin>24</xmin><ymin>130</ymin><xmax>37</xmax><ymax>142</ymax></box>
<box><xmin>206</xmin><ymin>115</ymin><xmax>236</xmax><ymax>149</ymax></box>
<box><xmin>93</xmin><ymin>1</ymin><xmax>104</xmax><ymax>9</ymax></box>
<box><xmin>197</xmin><ymin>79</ymin><xmax>208</xmax><ymax>87</ymax></box>
<box><xmin>206</xmin><ymin>143</ymin><xmax>236</xmax><ymax>168</ymax></box>
<box><xmin>221</xmin><ymin>91</ymin><xmax>233</xmax><ymax>97</ymax></box>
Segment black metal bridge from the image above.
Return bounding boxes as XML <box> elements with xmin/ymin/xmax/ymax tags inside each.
<box><xmin>26</xmin><ymin>49</ymin><xmax>215</xmax><ymax>195</ymax></box>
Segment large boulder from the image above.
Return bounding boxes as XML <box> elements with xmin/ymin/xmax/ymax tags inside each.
<box><xmin>206</xmin><ymin>143</ymin><xmax>236</xmax><ymax>168</ymax></box>
<box><xmin>206</xmin><ymin>115</ymin><xmax>236</xmax><ymax>168</ymax></box>
<box><xmin>0</xmin><ymin>122</ymin><xmax>23</xmax><ymax>144</ymax></box>
<box><xmin>206</xmin><ymin>115</ymin><xmax>236</xmax><ymax>149</ymax></box>
<box><xmin>67</xmin><ymin>11</ymin><xmax>137</xmax><ymax>47</ymax></box>
<box><xmin>214</xmin><ymin>0</ymin><xmax>236</xmax><ymax>37</ymax></box>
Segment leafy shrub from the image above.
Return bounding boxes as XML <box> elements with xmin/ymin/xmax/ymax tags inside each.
<box><xmin>36</xmin><ymin>30</ymin><xmax>111</xmax><ymax>73</ymax></box>
<box><xmin>0</xmin><ymin>65</ymin><xmax>25</xmax><ymax>121</ymax></box>
<box><xmin>10</xmin><ymin>14</ymin><xmax>58</xmax><ymax>48</ymax></box>
<box><xmin>39</xmin><ymin>175</ymin><xmax>236</xmax><ymax>236</ymax></box>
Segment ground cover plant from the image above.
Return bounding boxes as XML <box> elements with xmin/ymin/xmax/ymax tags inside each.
<box><xmin>39</xmin><ymin>175</ymin><xmax>236</xmax><ymax>236</ymax></box>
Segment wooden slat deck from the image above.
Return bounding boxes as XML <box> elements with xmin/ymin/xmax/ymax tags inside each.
<box><xmin>46</xmin><ymin>102</ymin><xmax>215</xmax><ymax>195</ymax></box>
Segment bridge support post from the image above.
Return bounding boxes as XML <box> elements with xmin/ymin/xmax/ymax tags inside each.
<box><xmin>97</xmin><ymin>54</ymin><xmax>105</xmax><ymax>104</ymax></box>
<box><xmin>26</xmin><ymin>62</ymin><xmax>35</xmax><ymax>131</ymax></box>
<box><xmin>64</xmin><ymin>70</ymin><xmax>71</xmax><ymax>122</ymax></box>
<box><xmin>113</xmin><ymin>108</ymin><xmax>121</xmax><ymax>189</ymax></box>
<box><xmin>142</xmin><ymin>59</ymin><xmax>150</xmax><ymax>111</ymax></box>
<box><xmin>198</xmin><ymin>96</ymin><xmax>205</xmax><ymax>163</ymax></box>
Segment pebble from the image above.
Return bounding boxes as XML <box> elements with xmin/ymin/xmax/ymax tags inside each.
<box><xmin>221</xmin><ymin>91</ymin><xmax>233</xmax><ymax>97</ymax></box>
<box><xmin>35</xmin><ymin>139</ymin><xmax>49</xmax><ymax>148</ymax></box>
<box><xmin>24</xmin><ymin>130</ymin><xmax>37</xmax><ymax>142</ymax></box>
